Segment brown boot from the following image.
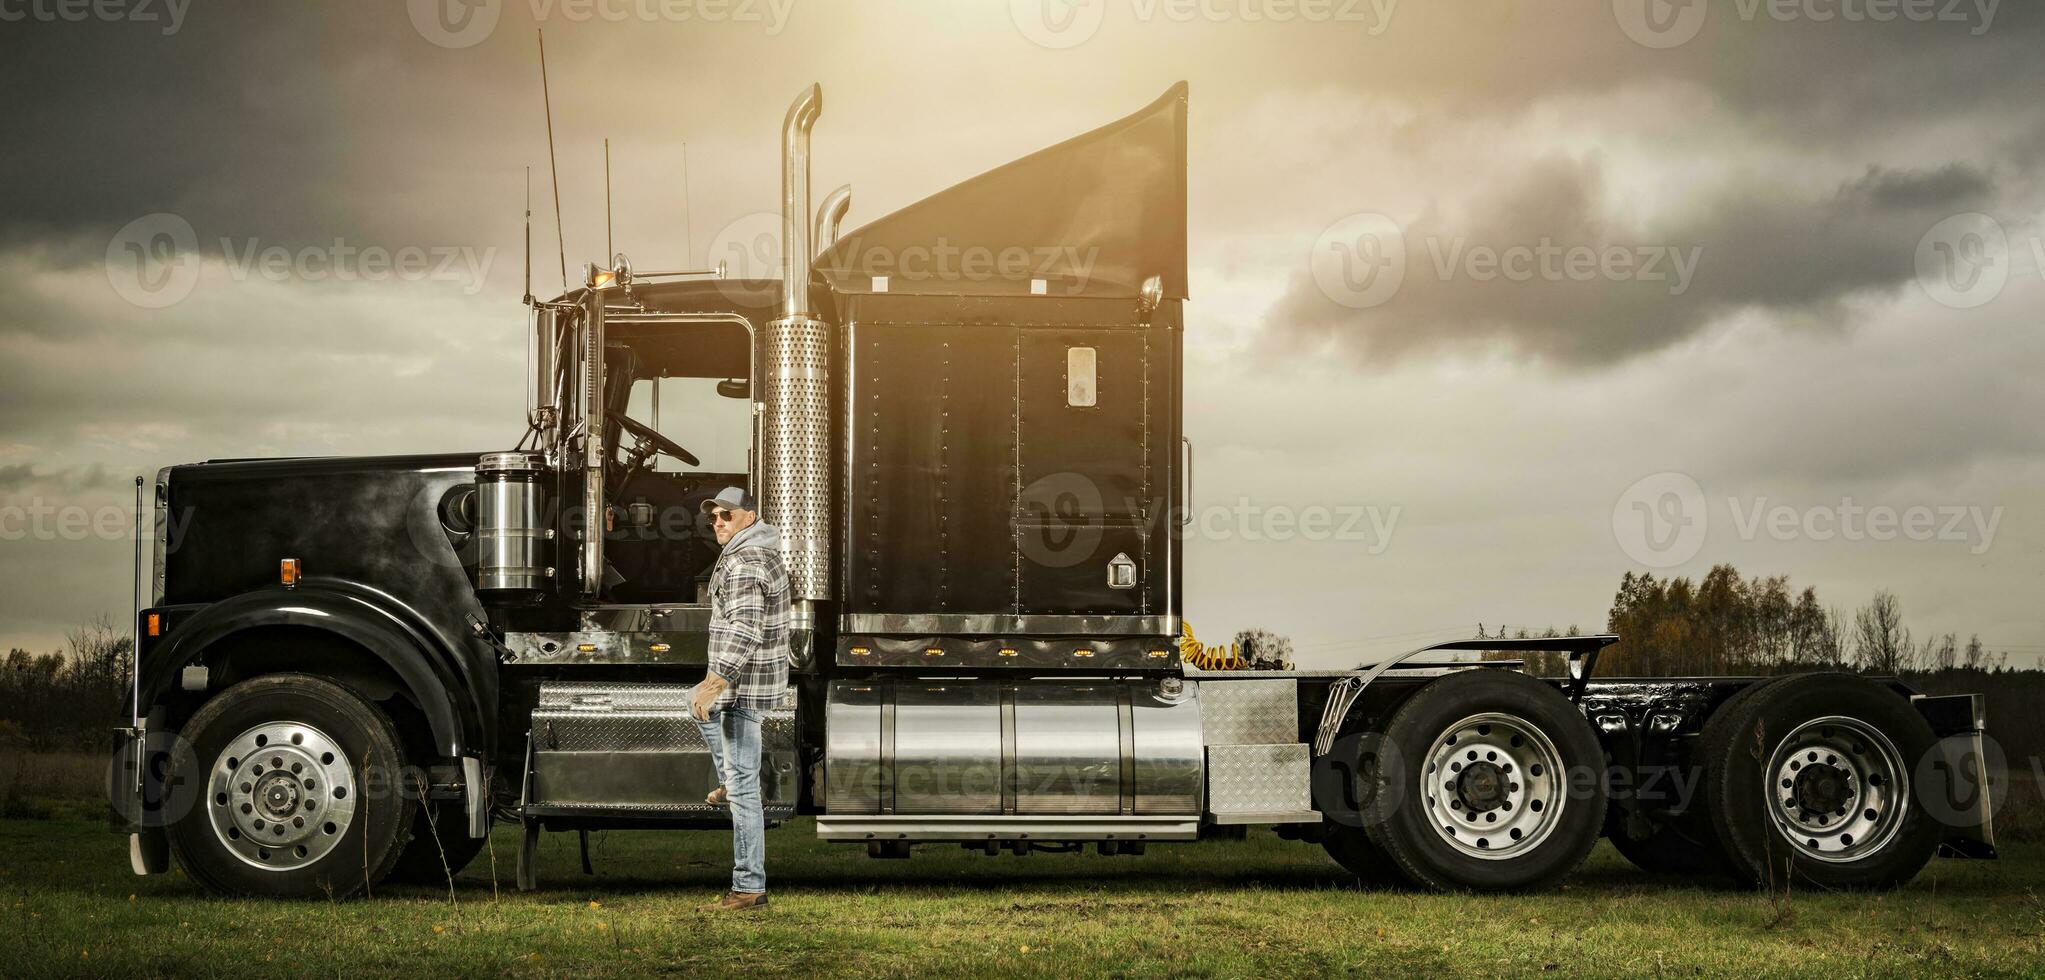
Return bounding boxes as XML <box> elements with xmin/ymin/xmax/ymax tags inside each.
<box><xmin>705</xmin><ymin>785</ymin><xmax>728</xmax><ymax>807</ymax></box>
<box><xmin>697</xmin><ymin>890</ymin><xmax>768</xmax><ymax>912</ymax></box>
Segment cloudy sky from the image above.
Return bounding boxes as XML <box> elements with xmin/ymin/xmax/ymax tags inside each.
<box><xmin>1</xmin><ymin>0</ymin><xmax>2039</xmax><ymax>667</ymax></box>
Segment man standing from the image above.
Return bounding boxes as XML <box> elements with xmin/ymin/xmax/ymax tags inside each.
<box><xmin>689</xmin><ymin>486</ymin><xmax>791</xmax><ymax>912</ymax></box>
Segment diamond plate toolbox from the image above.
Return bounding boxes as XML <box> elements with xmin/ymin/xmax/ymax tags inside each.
<box><xmin>528</xmin><ymin>681</ymin><xmax>799</xmax><ymax>813</ymax></box>
<box><xmin>1198</xmin><ymin>678</ymin><xmax>1299</xmax><ymax>746</ymax></box>
<box><xmin>1207</xmin><ymin>743</ymin><xmax>1312</xmax><ymax>815</ymax></box>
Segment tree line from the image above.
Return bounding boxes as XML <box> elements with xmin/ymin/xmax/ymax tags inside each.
<box><xmin>0</xmin><ymin>617</ymin><xmax>131</xmax><ymax>752</ymax></box>
<box><xmin>1478</xmin><ymin>564</ymin><xmax>2018</xmax><ymax>678</ymax></box>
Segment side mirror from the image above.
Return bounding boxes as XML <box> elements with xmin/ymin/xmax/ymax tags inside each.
<box><xmin>716</xmin><ymin>378</ymin><xmax>750</xmax><ymax>399</ymax></box>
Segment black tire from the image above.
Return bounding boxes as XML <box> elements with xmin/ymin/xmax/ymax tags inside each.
<box><xmin>1312</xmin><ymin>731</ymin><xmax>1405</xmax><ymax>886</ymax></box>
<box><xmin>1608</xmin><ymin>676</ymin><xmax>1781</xmax><ymax>878</ymax></box>
<box><xmin>164</xmin><ymin>673</ymin><xmax>417</xmax><ymax>898</ymax></box>
<box><xmin>1700</xmin><ymin>671</ymin><xmax>1941</xmax><ymax>890</ymax></box>
<box><xmin>386</xmin><ymin>801</ymin><xmax>488</xmax><ymax>886</ymax></box>
<box><xmin>1321</xmin><ymin>825</ymin><xmax>1407</xmax><ymax>886</ymax></box>
<box><xmin>1364</xmin><ymin>670</ymin><xmax>1607</xmax><ymax>892</ymax></box>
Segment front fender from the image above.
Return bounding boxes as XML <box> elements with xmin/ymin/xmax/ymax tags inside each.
<box><xmin>141</xmin><ymin>577</ymin><xmax>489</xmax><ymax>759</ymax></box>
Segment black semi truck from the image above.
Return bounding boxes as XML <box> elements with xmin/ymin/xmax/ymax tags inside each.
<box><xmin>110</xmin><ymin>83</ymin><xmax>1996</xmax><ymax>897</ymax></box>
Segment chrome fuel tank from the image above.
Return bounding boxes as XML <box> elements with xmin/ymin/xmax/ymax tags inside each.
<box><xmin>824</xmin><ymin>678</ymin><xmax>1202</xmax><ymax>817</ymax></box>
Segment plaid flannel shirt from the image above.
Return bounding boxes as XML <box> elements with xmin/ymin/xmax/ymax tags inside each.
<box><xmin>705</xmin><ymin>520</ymin><xmax>792</xmax><ymax>710</ymax></box>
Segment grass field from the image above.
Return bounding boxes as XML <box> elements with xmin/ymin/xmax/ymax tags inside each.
<box><xmin>1</xmin><ymin>818</ymin><xmax>2040</xmax><ymax>978</ymax></box>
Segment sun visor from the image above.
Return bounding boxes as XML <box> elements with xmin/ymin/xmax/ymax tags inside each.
<box><xmin>819</xmin><ymin>82</ymin><xmax>1187</xmax><ymax>301</ymax></box>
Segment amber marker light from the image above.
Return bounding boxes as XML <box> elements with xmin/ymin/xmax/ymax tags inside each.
<box><xmin>279</xmin><ymin>558</ymin><xmax>301</xmax><ymax>588</ymax></box>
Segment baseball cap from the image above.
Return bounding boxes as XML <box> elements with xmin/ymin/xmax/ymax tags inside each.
<box><xmin>699</xmin><ymin>486</ymin><xmax>757</xmax><ymax>515</ymax></box>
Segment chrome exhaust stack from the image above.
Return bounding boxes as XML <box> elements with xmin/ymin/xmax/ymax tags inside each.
<box><xmin>813</xmin><ymin>184</ymin><xmax>851</xmax><ymax>258</ymax></box>
<box><xmin>779</xmin><ymin>84</ymin><xmax>822</xmax><ymax>317</ymax></box>
<box><xmin>764</xmin><ymin>84</ymin><xmax>833</xmax><ymax>604</ymax></box>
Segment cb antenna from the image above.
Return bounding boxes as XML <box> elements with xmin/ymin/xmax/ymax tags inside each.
<box><xmin>538</xmin><ymin>29</ymin><xmax>567</xmax><ymax>291</ymax></box>
<box><xmin>522</xmin><ymin>166</ymin><xmax>533</xmax><ymax>306</ymax></box>
<box><xmin>680</xmin><ymin>140</ymin><xmax>694</xmax><ymax>264</ymax></box>
<box><xmin>604</xmin><ymin>137</ymin><xmax>613</xmax><ymax>260</ymax></box>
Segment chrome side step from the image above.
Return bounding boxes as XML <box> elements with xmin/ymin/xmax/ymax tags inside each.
<box><xmin>814</xmin><ymin>814</ymin><xmax>1198</xmax><ymax>842</ymax></box>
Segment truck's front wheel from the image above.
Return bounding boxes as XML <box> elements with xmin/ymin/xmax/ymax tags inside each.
<box><xmin>164</xmin><ymin>673</ymin><xmax>417</xmax><ymax>898</ymax></box>
<box><xmin>1364</xmin><ymin>670</ymin><xmax>1606</xmax><ymax>891</ymax></box>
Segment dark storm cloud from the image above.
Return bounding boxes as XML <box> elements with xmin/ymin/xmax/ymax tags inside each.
<box><xmin>0</xmin><ymin>5</ymin><xmax>359</xmax><ymax>260</ymax></box>
<box><xmin>1265</xmin><ymin>156</ymin><xmax>2001</xmax><ymax>365</ymax></box>
<box><xmin>0</xmin><ymin>463</ymin><xmax>123</xmax><ymax>494</ymax></box>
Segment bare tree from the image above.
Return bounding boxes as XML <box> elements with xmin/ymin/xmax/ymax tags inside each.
<box><xmin>1927</xmin><ymin>632</ymin><xmax>1959</xmax><ymax>672</ymax></box>
<box><xmin>1853</xmin><ymin>591</ymin><xmax>1907</xmax><ymax>674</ymax></box>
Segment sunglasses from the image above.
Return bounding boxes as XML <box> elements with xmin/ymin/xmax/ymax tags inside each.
<box><xmin>710</xmin><ymin>509</ymin><xmax>739</xmax><ymax>524</ymax></box>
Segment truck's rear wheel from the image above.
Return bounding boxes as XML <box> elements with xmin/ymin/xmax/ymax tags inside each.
<box><xmin>165</xmin><ymin>673</ymin><xmax>416</xmax><ymax>898</ymax></box>
<box><xmin>1365</xmin><ymin>670</ymin><xmax>1606</xmax><ymax>892</ymax></box>
<box><xmin>1700</xmin><ymin>672</ymin><xmax>1941</xmax><ymax>890</ymax></box>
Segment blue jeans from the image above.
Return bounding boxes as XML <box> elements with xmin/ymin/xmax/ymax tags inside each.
<box><xmin>695</xmin><ymin>705</ymin><xmax>766</xmax><ymax>894</ymax></box>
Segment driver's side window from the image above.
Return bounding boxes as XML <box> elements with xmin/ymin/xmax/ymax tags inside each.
<box><xmin>622</xmin><ymin>376</ymin><xmax>752</xmax><ymax>474</ymax></box>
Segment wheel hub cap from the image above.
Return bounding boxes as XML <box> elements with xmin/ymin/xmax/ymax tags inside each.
<box><xmin>1421</xmin><ymin>712</ymin><xmax>1567</xmax><ymax>860</ymax></box>
<box><xmin>1456</xmin><ymin>761</ymin><xmax>1510</xmax><ymax>812</ymax></box>
<box><xmin>1792</xmin><ymin>763</ymin><xmax>1851</xmax><ymax>815</ymax></box>
<box><xmin>206</xmin><ymin>721</ymin><xmax>358</xmax><ymax>871</ymax></box>
<box><xmin>1764</xmin><ymin>715</ymin><xmax>1906</xmax><ymax>863</ymax></box>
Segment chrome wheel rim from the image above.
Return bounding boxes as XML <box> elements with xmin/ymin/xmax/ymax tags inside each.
<box><xmin>1764</xmin><ymin>715</ymin><xmax>1907</xmax><ymax>864</ymax></box>
<box><xmin>1419</xmin><ymin>712</ymin><xmax>1567</xmax><ymax>860</ymax></box>
<box><xmin>205</xmin><ymin>721</ymin><xmax>358</xmax><ymax>871</ymax></box>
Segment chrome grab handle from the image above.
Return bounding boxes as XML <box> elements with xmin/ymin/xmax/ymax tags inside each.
<box><xmin>1180</xmin><ymin>436</ymin><xmax>1193</xmax><ymax>527</ymax></box>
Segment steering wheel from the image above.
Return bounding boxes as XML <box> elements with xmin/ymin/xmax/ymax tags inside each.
<box><xmin>606</xmin><ymin>410</ymin><xmax>701</xmax><ymax>468</ymax></box>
